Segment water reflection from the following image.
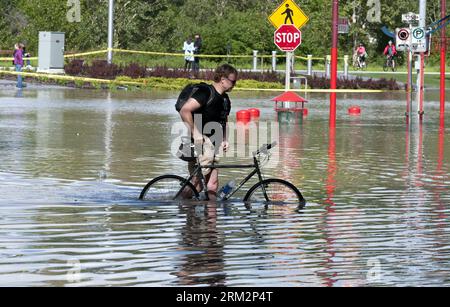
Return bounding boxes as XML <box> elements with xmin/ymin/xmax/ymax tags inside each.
<box><xmin>102</xmin><ymin>92</ymin><xmax>114</xmax><ymax>180</ymax></box>
<box><xmin>319</xmin><ymin>125</ymin><xmax>338</xmax><ymax>286</ymax></box>
<box><xmin>175</xmin><ymin>202</ymin><xmax>226</xmax><ymax>286</ymax></box>
<box><xmin>277</xmin><ymin>111</ymin><xmax>304</xmax><ymax>189</ymax></box>
<box><xmin>0</xmin><ymin>87</ymin><xmax>450</xmax><ymax>286</ymax></box>
<box><xmin>15</xmin><ymin>88</ymin><xmax>23</xmax><ymax>98</ymax></box>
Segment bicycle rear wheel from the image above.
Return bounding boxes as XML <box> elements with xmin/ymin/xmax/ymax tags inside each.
<box><xmin>244</xmin><ymin>178</ymin><xmax>306</xmax><ymax>207</ymax></box>
<box><xmin>139</xmin><ymin>174</ymin><xmax>199</xmax><ymax>201</ymax></box>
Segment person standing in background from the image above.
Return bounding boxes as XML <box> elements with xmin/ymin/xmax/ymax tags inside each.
<box><xmin>193</xmin><ymin>34</ymin><xmax>202</xmax><ymax>75</ymax></box>
<box><xmin>183</xmin><ymin>36</ymin><xmax>195</xmax><ymax>72</ymax></box>
<box><xmin>21</xmin><ymin>43</ymin><xmax>32</xmax><ymax>69</ymax></box>
<box><xmin>13</xmin><ymin>43</ymin><xmax>24</xmax><ymax>88</ymax></box>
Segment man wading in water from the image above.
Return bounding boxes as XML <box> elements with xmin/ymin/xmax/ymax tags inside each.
<box><xmin>179</xmin><ymin>64</ymin><xmax>238</xmax><ymax>200</ymax></box>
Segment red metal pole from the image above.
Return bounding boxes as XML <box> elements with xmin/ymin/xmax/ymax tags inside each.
<box><xmin>440</xmin><ymin>0</ymin><xmax>447</xmax><ymax>123</ymax></box>
<box><xmin>330</xmin><ymin>0</ymin><xmax>339</xmax><ymax>127</ymax></box>
<box><xmin>419</xmin><ymin>52</ymin><xmax>425</xmax><ymax>121</ymax></box>
<box><xmin>438</xmin><ymin>120</ymin><xmax>445</xmax><ymax>171</ymax></box>
<box><xmin>406</xmin><ymin>51</ymin><xmax>411</xmax><ymax>120</ymax></box>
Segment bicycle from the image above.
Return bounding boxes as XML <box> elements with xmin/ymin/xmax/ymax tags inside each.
<box><xmin>383</xmin><ymin>56</ymin><xmax>397</xmax><ymax>72</ymax></box>
<box><xmin>353</xmin><ymin>54</ymin><xmax>367</xmax><ymax>70</ymax></box>
<box><xmin>139</xmin><ymin>142</ymin><xmax>306</xmax><ymax>207</ymax></box>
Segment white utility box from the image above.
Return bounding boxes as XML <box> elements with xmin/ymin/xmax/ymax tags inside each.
<box><xmin>38</xmin><ymin>32</ymin><xmax>65</xmax><ymax>74</ymax></box>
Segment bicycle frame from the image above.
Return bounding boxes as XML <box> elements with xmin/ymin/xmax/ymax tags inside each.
<box><xmin>357</xmin><ymin>56</ymin><xmax>366</xmax><ymax>68</ymax></box>
<box><xmin>174</xmin><ymin>154</ymin><xmax>269</xmax><ymax>201</ymax></box>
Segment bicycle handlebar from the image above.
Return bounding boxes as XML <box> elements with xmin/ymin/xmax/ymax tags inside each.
<box><xmin>253</xmin><ymin>141</ymin><xmax>277</xmax><ymax>156</ymax></box>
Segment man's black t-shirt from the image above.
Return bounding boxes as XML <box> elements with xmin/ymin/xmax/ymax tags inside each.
<box><xmin>190</xmin><ymin>85</ymin><xmax>231</xmax><ymax>138</ymax></box>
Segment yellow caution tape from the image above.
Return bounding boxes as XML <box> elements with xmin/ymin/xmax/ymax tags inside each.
<box><xmin>0</xmin><ymin>57</ymin><xmax>38</xmax><ymax>61</ymax></box>
<box><xmin>0</xmin><ymin>70</ymin><xmax>142</xmax><ymax>86</ymax></box>
<box><xmin>64</xmin><ymin>50</ymin><xmax>109</xmax><ymax>58</ymax></box>
<box><xmin>234</xmin><ymin>87</ymin><xmax>404</xmax><ymax>93</ymax></box>
<box><xmin>0</xmin><ymin>69</ymin><xmax>403</xmax><ymax>93</ymax></box>
<box><xmin>112</xmin><ymin>48</ymin><xmax>256</xmax><ymax>59</ymax></box>
<box><xmin>1</xmin><ymin>48</ymin><xmax>350</xmax><ymax>63</ymax></box>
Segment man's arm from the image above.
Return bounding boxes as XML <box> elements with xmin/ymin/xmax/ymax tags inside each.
<box><xmin>222</xmin><ymin>117</ymin><xmax>229</xmax><ymax>152</ymax></box>
<box><xmin>179</xmin><ymin>98</ymin><xmax>203</xmax><ymax>143</ymax></box>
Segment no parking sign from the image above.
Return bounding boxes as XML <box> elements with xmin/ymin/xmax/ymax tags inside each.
<box><xmin>395</xmin><ymin>28</ymin><xmax>410</xmax><ymax>51</ymax></box>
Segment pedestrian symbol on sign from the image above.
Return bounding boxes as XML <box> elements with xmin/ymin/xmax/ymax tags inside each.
<box><xmin>268</xmin><ymin>0</ymin><xmax>309</xmax><ymax>30</ymax></box>
<box><xmin>282</xmin><ymin>4</ymin><xmax>294</xmax><ymax>24</ymax></box>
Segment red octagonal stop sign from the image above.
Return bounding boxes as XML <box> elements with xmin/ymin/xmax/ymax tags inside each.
<box><xmin>274</xmin><ymin>25</ymin><xmax>302</xmax><ymax>52</ymax></box>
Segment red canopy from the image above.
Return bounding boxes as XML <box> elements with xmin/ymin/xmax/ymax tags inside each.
<box><xmin>271</xmin><ymin>91</ymin><xmax>308</xmax><ymax>103</ymax></box>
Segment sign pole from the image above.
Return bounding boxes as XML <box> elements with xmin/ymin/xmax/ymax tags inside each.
<box><xmin>408</xmin><ymin>46</ymin><xmax>413</xmax><ymax>120</ymax></box>
<box><xmin>285</xmin><ymin>51</ymin><xmax>292</xmax><ymax>109</ymax></box>
<box><xmin>285</xmin><ymin>52</ymin><xmax>291</xmax><ymax>90</ymax></box>
<box><xmin>419</xmin><ymin>52</ymin><xmax>425</xmax><ymax>119</ymax></box>
<box><xmin>408</xmin><ymin>23</ymin><xmax>414</xmax><ymax>120</ymax></box>
<box><xmin>107</xmin><ymin>0</ymin><xmax>114</xmax><ymax>64</ymax></box>
<box><xmin>406</xmin><ymin>48</ymin><xmax>412</xmax><ymax>121</ymax></box>
<box><xmin>417</xmin><ymin>0</ymin><xmax>427</xmax><ymax>120</ymax></box>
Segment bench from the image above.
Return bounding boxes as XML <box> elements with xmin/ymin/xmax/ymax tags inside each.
<box><xmin>0</xmin><ymin>50</ymin><xmax>14</xmax><ymax>56</ymax></box>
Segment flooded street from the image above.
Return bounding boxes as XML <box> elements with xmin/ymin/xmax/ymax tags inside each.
<box><xmin>0</xmin><ymin>83</ymin><xmax>449</xmax><ymax>286</ymax></box>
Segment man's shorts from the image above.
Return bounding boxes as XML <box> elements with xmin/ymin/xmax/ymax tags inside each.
<box><xmin>188</xmin><ymin>136</ymin><xmax>219</xmax><ymax>177</ymax></box>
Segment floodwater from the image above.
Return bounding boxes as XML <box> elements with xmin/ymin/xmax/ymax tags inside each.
<box><xmin>0</xmin><ymin>81</ymin><xmax>449</xmax><ymax>287</ymax></box>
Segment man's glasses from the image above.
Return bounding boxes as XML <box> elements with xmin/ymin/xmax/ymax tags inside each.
<box><xmin>224</xmin><ymin>77</ymin><xmax>237</xmax><ymax>85</ymax></box>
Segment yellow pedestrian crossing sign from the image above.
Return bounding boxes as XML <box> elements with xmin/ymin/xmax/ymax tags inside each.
<box><xmin>268</xmin><ymin>0</ymin><xmax>309</xmax><ymax>30</ymax></box>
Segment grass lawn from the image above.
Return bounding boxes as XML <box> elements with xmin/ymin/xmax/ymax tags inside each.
<box><xmin>350</xmin><ymin>71</ymin><xmax>450</xmax><ymax>88</ymax></box>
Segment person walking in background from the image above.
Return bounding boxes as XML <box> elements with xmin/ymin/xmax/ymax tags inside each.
<box><xmin>13</xmin><ymin>43</ymin><xmax>24</xmax><ymax>88</ymax></box>
<box><xmin>193</xmin><ymin>34</ymin><xmax>202</xmax><ymax>75</ymax></box>
<box><xmin>21</xmin><ymin>43</ymin><xmax>32</xmax><ymax>69</ymax></box>
<box><xmin>183</xmin><ymin>36</ymin><xmax>195</xmax><ymax>72</ymax></box>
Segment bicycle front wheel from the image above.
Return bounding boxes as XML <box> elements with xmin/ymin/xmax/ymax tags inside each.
<box><xmin>139</xmin><ymin>175</ymin><xmax>199</xmax><ymax>201</ymax></box>
<box><xmin>244</xmin><ymin>179</ymin><xmax>306</xmax><ymax>207</ymax></box>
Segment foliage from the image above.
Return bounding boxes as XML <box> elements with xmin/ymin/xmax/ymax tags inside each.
<box><xmin>115</xmin><ymin>76</ymin><xmax>283</xmax><ymax>91</ymax></box>
<box><xmin>122</xmin><ymin>63</ymin><xmax>147</xmax><ymax>79</ymax></box>
<box><xmin>306</xmin><ymin>74</ymin><xmax>400</xmax><ymax>90</ymax></box>
<box><xmin>1</xmin><ymin>0</ymin><xmax>447</xmax><ymax>64</ymax></box>
<box><xmin>64</xmin><ymin>59</ymin><xmax>84</xmax><ymax>76</ymax></box>
<box><xmin>84</xmin><ymin>60</ymin><xmax>121</xmax><ymax>79</ymax></box>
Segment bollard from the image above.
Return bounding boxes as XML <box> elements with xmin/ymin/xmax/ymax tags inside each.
<box><xmin>348</xmin><ymin>106</ymin><xmax>361</xmax><ymax>115</ymax></box>
<box><xmin>344</xmin><ymin>55</ymin><xmax>349</xmax><ymax>78</ymax></box>
<box><xmin>325</xmin><ymin>55</ymin><xmax>331</xmax><ymax>78</ymax></box>
<box><xmin>272</xmin><ymin>51</ymin><xmax>277</xmax><ymax>71</ymax></box>
<box><xmin>307</xmin><ymin>54</ymin><xmax>313</xmax><ymax>76</ymax></box>
<box><xmin>253</xmin><ymin>50</ymin><xmax>258</xmax><ymax>72</ymax></box>
<box><xmin>248</xmin><ymin>108</ymin><xmax>261</xmax><ymax>120</ymax></box>
<box><xmin>236</xmin><ymin>110</ymin><xmax>251</xmax><ymax>123</ymax></box>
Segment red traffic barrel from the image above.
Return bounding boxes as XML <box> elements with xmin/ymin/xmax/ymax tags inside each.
<box><xmin>348</xmin><ymin>106</ymin><xmax>361</xmax><ymax>115</ymax></box>
<box><xmin>248</xmin><ymin>108</ymin><xmax>261</xmax><ymax>119</ymax></box>
<box><xmin>236</xmin><ymin>110</ymin><xmax>251</xmax><ymax>123</ymax></box>
<box><xmin>303</xmin><ymin>108</ymin><xmax>309</xmax><ymax>116</ymax></box>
